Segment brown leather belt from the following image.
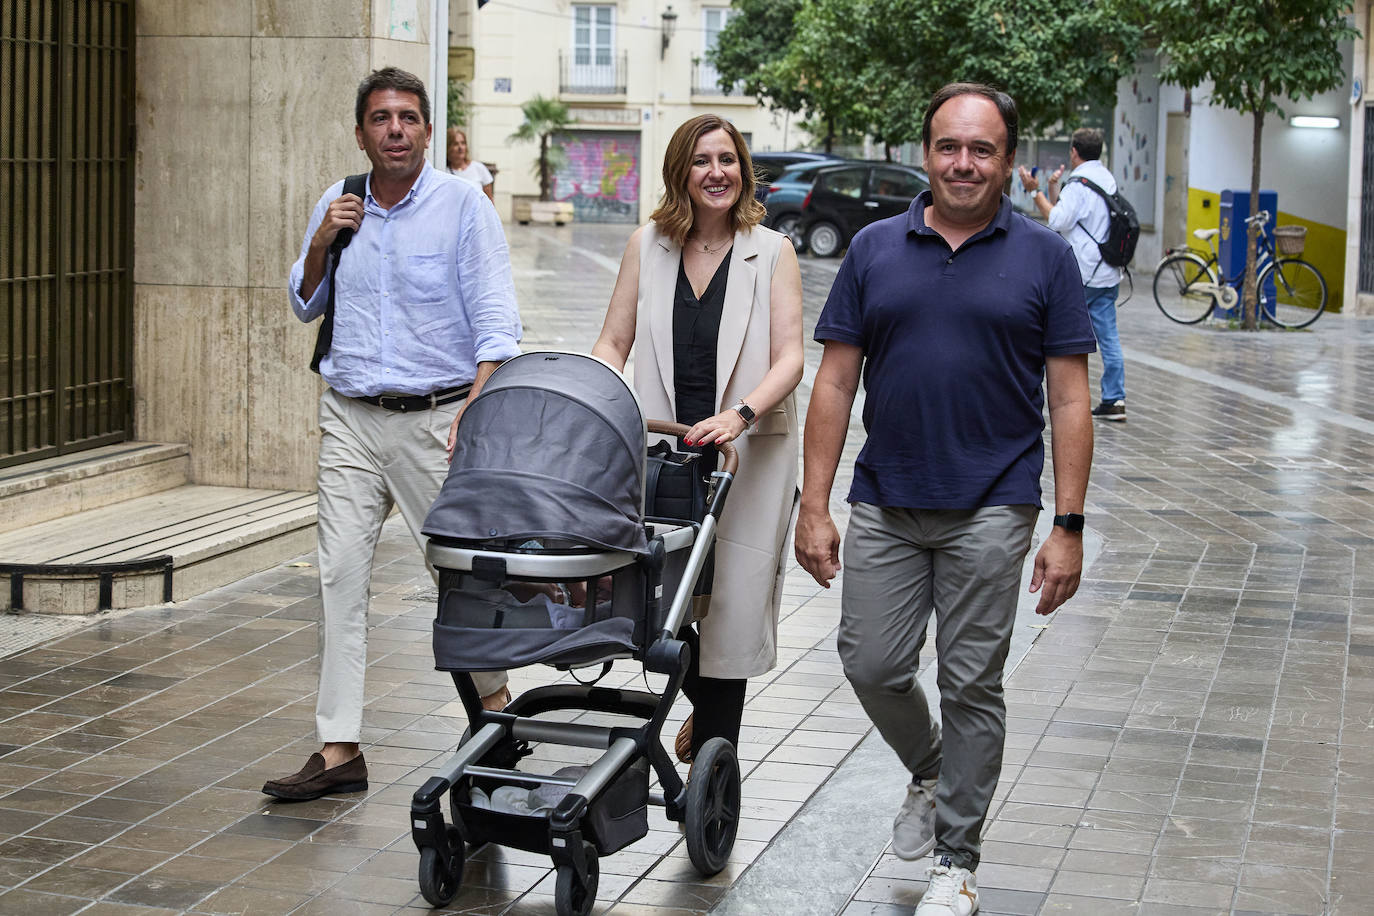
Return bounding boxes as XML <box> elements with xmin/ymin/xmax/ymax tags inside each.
<box><xmin>355</xmin><ymin>384</ymin><xmax>471</xmax><ymax>412</ymax></box>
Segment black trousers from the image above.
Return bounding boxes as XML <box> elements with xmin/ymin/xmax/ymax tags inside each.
<box><xmin>677</xmin><ymin>624</ymin><xmax>747</xmax><ymax>755</ymax></box>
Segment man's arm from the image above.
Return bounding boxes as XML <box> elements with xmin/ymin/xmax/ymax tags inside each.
<box><xmin>446</xmin><ymin>359</ymin><xmax>502</xmax><ymax>456</ymax></box>
<box><xmin>794</xmin><ymin>341</ymin><xmax>863</xmax><ymax>588</ymax></box>
<box><xmin>1029</xmin><ymin>353</ymin><xmax>1093</xmax><ymax>615</ymax></box>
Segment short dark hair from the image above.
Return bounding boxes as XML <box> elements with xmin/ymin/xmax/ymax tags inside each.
<box><xmin>1071</xmin><ymin>127</ymin><xmax>1103</xmax><ymax>161</ymax></box>
<box><xmin>922</xmin><ymin>82</ymin><xmax>1019</xmax><ymax>155</ymax></box>
<box><xmin>354</xmin><ymin>67</ymin><xmax>430</xmax><ymax>127</ymax></box>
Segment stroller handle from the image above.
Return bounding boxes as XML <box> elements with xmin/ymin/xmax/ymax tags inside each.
<box><xmin>646</xmin><ymin>420</ymin><xmax>739</xmax><ymax>474</ymax></box>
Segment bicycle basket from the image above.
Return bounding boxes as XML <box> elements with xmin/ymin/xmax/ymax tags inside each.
<box><xmin>1274</xmin><ymin>225</ymin><xmax>1306</xmax><ymax>256</ymax></box>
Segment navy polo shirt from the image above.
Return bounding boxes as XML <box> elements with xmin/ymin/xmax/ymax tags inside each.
<box><xmin>815</xmin><ymin>192</ymin><xmax>1095</xmax><ymax>510</ymax></box>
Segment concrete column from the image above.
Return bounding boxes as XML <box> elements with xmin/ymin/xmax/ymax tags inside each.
<box><xmin>134</xmin><ymin>0</ymin><xmax>432</xmax><ymax>489</ymax></box>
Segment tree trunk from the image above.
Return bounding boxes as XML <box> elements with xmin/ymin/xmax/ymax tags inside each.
<box><xmin>538</xmin><ymin>133</ymin><xmax>550</xmax><ymax>202</ymax></box>
<box><xmin>1242</xmin><ymin>106</ymin><xmax>1264</xmax><ymax>330</ymax></box>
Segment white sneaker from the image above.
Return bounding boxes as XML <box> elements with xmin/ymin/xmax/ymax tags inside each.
<box><xmin>890</xmin><ymin>776</ymin><xmax>937</xmax><ymax>860</ymax></box>
<box><xmin>915</xmin><ymin>855</ymin><xmax>978</xmax><ymax>915</ymax></box>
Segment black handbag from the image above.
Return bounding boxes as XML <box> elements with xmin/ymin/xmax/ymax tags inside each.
<box><xmin>644</xmin><ymin>440</ymin><xmax>715</xmax><ymax>611</ymax></box>
<box><xmin>645</xmin><ymin>440</ymin><xmax>710</xmax><ymax>523</ymax></box>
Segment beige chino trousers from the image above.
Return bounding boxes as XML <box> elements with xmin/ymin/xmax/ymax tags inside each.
<box><xmin>315</xmin><ymin>389</ymin><xmax>507</xmax><ymax>742</ymax></box>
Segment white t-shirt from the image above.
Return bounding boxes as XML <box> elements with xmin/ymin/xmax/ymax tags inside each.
<box><xmin>448</xmin><ymin>160</ymin><xmax>493</xmax><ymax>190</ymax></box>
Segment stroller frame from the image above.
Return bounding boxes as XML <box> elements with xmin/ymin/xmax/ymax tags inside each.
<box><xmin>410</xmin><ymin>405</ymin><xmax>740</xmax><ymax>916</ymax></box>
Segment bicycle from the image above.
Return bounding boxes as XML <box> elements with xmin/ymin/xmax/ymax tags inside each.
<box><xmin>1152</xmin><ymin>211</ymin><xmax>1328</xmax><ymax>329</ymax></box>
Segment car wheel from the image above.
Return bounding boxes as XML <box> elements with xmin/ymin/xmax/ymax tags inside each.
<box><xmin>774</xmin><ymin>214</ymin><xmax>807</xmax><ymax>253</ymax></box>
<box><xmin>806</xmin><ymin>221</ymin><xmax>844</xmax><ymax>258</ymax></box>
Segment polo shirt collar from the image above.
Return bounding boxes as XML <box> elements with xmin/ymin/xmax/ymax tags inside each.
<box><xmin>906</xmin><ymin>190</ymin><xmax>1014</xmax><ymax>242</ymax></box>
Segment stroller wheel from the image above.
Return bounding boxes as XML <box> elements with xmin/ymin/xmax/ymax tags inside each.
<box><xmin>417</xmin><ymin>840</ymin><xmax>465</xmax><ymax>907</ymax></box>
<box><xmin>685</xmin><ymin>737</ymin><xmax>740</xmax><ymax>876</ymax></box>
<box><xmin>554</xmin><ymin>840</ymin><xmax>599</xmax><ymax>916</ymax></box>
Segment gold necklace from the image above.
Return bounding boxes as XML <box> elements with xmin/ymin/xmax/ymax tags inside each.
<box><xmin>690</xmin><ymin>234</ymin><xmax>732</xmax><ymax>254</ymax></box>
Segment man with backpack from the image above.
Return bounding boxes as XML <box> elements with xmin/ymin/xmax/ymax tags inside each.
<box><xmin>1020</xmin><ymin>127</ymin><xmax>1131</xmax><ymax>421</ymax></box>
<box><xmin>264</xmin><ymin>67</ymin><xmax>521</xmax><ymax>801</ymax></box>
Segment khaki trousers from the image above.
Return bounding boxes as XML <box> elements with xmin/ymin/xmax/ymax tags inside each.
<box><xmin>315</xmin><ymin>389</ymin><xmax>507</xmax><ymax>742</ymax></box>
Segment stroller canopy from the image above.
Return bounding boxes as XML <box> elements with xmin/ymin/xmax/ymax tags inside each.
<box><xmin>423</xmin><ymin>351</ymin><xmax>649</xmax><ymax>555</ymax></box>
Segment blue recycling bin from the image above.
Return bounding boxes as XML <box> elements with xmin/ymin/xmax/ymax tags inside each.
<box><xmin>1216</xmin><ymin>189</ymin><xmax>1276</xmax><ymax>318</ymax></box>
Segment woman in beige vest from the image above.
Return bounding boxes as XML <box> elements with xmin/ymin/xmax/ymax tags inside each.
<box><xmin>593</xmin><ymin>114</ymin><xmax>803</xmax><ymax>764</ymax></box>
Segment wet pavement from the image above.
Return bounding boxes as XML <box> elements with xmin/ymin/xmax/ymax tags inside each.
<box><xmin>1</xmin><ymin>222</ymin><xmax>1371</xmax><ymax>915</ymax></box>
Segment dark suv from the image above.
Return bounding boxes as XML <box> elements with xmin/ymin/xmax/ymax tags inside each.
<box><xmin>763</xmin><ymin>159</ymin><xmax>856</xmax><ymax>252</ymax></box>
<box><xmin>749</xmin><ymin>151</ymin><xmax>839</xmax><ymax>201</ymax></box>
<box><xmin>797</xmin><ymin>163</ymin><xmax>930</xmax><ymax>257</ymax></box>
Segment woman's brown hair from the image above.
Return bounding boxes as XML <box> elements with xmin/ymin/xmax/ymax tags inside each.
<box><xmin>650</xmin><ymin>114</ymin><xmax>767</xmax><ymax>246</ymax></box>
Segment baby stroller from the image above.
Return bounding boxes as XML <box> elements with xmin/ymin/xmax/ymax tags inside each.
<box><xmin>410</xmin><ymin>351</ymin><xmax>740</xmax><ymax>915</ymax></box>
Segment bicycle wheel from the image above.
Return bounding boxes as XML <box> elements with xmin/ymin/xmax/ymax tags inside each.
<box><xmin>1153</xmin><ymin>253</ymin><xmax>1216</xmax><ymax>324</ymax></box>
<box><xmin>1260</xmin><ymin>258</ymin><xmax>1327</xmax><ymax>329</ymax></box>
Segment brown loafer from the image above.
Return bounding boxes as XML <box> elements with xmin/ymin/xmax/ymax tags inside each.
<box><xmin>262</xmin><ymin>752</ymin><xmax>368</xmax><ymax>801</ymax></box>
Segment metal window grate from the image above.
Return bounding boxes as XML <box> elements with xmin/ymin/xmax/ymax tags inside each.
<box><xmin>1</xmin><ymin>0</ymin><xmax>133</xmax><ymax>469</ymax></box>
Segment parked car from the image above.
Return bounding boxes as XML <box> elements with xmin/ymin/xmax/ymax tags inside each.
<box><xmin>798</xmin><ymin>163</ymin><xmax>930</xmax><ymax>257</ymax></box>
<box><xmin>749</xmin><ymin>151</ymin><xmax>839</xmax><ymax>201</ymax></box>
<box><xmin>763</xmin><ymin>159</ymin><xmax>857</xmax><ymax>252</ymax></box>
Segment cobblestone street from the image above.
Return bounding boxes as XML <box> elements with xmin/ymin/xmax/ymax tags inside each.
<box><xmin>2</xmin><ymin>222</ymin><xmax>1372</xmax><ymax>915</ymax></box>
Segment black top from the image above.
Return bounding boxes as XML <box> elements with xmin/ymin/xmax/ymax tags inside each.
<box><xmin>672</xmin><ymin>250</ymin><xmax>732</xmax><ymax>426</ymax></box>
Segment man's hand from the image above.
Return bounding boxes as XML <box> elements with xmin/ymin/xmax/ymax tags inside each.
<box><xmin>1017</xmin><ymin>165</ymin><xmax>1039</xmax><ymax>193</ymax></box>
<box><xmin>445</xmin><ymin>402</ymin><xmax>469</xmax><ymax>459</ymax></box>
<box><xmin>312</xmin><ymin>194</ymin><xmax>364</xmax><ymax>251</ymax></box>
<box><xmin>794</xmin><ymin>504</ymin><xmax>842</xmax><ymax>588</ymax></box>
<box><xmin>1028</xmin><ymin>527</ymin><xmax>1082</xmax><ymax>615</ymax></box>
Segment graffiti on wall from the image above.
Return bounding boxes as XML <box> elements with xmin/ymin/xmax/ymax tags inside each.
<box><xmin>1115</xmin><ymin>60</ymin><xmax>1159</xmax><ymax>226</ymax></box>
<box><xmin>553</xmin><ymin>134</ymin><xmax>641</xmax><ymax>223</ymax></box>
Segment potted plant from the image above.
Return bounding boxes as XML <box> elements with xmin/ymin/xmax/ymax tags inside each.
<box><xmin>508</xmin><ymin>95</ymin><xmax>575</xmax><ymax>225</ymax></box>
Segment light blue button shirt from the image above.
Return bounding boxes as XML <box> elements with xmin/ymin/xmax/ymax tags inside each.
<box><xmin>289</xmin><ymin>163</ymin><xmax>522</xmax><ymax>397</ymax></box>
<box><xmin>1046</xmin><ymin>158</ymin><xmax>1123</xmax><ymax>289</ymax></box>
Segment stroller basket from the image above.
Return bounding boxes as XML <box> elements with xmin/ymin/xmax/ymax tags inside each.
<box><xmin>454</xmin><ymin>758</ymin><xmax>650</xmax><ymax>856</ymax></box>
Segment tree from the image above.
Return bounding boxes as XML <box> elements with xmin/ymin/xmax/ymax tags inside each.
<box><xmin>709</xmin><ymin>0</ymin><xmax>869</xmax><ymax>151</ymax></box>
<box><xmin>446</xmin><ymin>79</ymin><xmax>469</xmax><ymax>129</ymax></box>
<box><xmin>1145</xmin><ymin>0</ymin><xmax>1357</xmax><ymax>329</ymax></box>
<box><xmin>711</xmin><ymin>0</ymin><xmax>1140</xmax><ymax>152</ymax></box>
<box><xmin>508</xmin><ymin>96</ymin><xmax>572</xmax><ymax>202</ymax></box>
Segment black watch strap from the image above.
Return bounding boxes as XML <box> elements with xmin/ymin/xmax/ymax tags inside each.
<box><xmin>1053</xmin><ymin>513</ymin><xmax>1085</xmax><ymax>532</ymax></box>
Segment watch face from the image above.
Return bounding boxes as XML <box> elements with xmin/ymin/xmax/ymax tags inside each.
<box><xmin>735</xmin><ymin>403</ymin><xmax>755</xmax><ymax>423</ymax></box>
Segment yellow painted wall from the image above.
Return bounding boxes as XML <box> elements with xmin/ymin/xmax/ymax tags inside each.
<box><xmin>1186</xmin><ymin>188</ymin><xmax>1344</xmax><ymax>312</ymax></box>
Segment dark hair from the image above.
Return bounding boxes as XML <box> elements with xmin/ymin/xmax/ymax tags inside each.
<box><xmin>650</xmin><ymin>114</ymin><xmax>766</xmax><ymax>246</ymax></box>
<box><xmin>1071</xmin><ymin>127</ymin><xmax>1103</xmax><ymax>161</ymax></box>
<box><xmin>354</xmin><ymin>67</ymin><xmax>430</xmax><ymax>127</ymax></box>
<box><xmin>922</xmin><ymin>82</ymin><xmax>1019</xmax><ymax>155</ymax></box>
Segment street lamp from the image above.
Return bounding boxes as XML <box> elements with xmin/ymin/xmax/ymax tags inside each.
<box><xmin>660</xmin><ymin>5</ymin><xmax>677</xmax><ymax>59</ymax></box>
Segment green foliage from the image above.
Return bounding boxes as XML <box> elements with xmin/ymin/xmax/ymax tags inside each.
<box><xmin>1147</xmin><ymin>0</ymin><xmax>1355</xmax><ymax>118</ymax></box>
<box><xmin>508</xmin><ymin>95</ymin><xmax>573</xmax><ymax>202</ymax></box>
<box><xmin>709</xmin><ymin>0</ymin><xmax>1141</xmax><ymax>149</ymax></box>
<box><xmin>1139</xmin><ymin>0</ymin><xmax>1357</xmax><ymax>327</ymax></box>
<box><xmin>446</xmin><ymin>79</ymin><xmax>468</xmax><ymax>129</ymax></box>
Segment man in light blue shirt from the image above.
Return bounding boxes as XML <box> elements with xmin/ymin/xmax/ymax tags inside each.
<box><xmin>265</xmin><ymin>67</ymin><xmax>521</xmax><ymax>802</ymax></box>
<box><xmin>1020</xmin><ymin>128</ymin><xmax>1127</xmax><ymax>421</ymax></box>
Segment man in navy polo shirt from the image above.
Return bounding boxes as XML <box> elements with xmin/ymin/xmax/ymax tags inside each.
<box><xmin>796</xmin><ymin>83</ymin><xmax>1094</xmax><ymax>916</ymax></box>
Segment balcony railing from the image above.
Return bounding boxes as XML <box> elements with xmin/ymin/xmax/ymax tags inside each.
<box><xmin>692</xmin><ymin>59</ymin><xmax>742</xmax><ymax>96</ymax></box>
<box><xmin>560</xmin><ymin>50</ymin><xmax>627</xmax><ymax>95</ymax></box>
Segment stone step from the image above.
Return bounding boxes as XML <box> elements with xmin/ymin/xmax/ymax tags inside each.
<box><xmin>0</xmin><ymin>442</ymin><xmax>191</xmax><ymax>535</ymax></box>
<box><xmin>0</xmin><ymin>484</ymin><xmax>317</xmax><ymax>614</ymax></box>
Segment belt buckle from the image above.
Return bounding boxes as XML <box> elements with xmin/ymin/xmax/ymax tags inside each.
<box><xmin>378</xmin><ymin>394</ymin><xmax>408</xmax><ymax>412</ymax></box>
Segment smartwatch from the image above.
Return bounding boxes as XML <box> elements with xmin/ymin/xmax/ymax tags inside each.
<box><xmin>731</xmin><ymin>401</ymin><xmax>756</xmax><ymax>425</ymax></box>
<box><xmin>1053</xmin><ymin>513</ymin><xmax>1085</xmax><ymax>533</ymax></box>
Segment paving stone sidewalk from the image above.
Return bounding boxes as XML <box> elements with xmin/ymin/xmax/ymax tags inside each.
<box><xmin>1</xmin><ymin>224</ymin><xmax>1371</xmax><ymax>916</ymax></box>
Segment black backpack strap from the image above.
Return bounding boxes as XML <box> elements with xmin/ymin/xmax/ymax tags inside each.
<box><xmin>1069</xmin><ymin>175</ymin><xmax>1111</xmax><ymax>250</ymax></box>
<box><xmin>310</xmin><ymin>172</ymin><xmax>369</xmax><ymax>373</ymax></box>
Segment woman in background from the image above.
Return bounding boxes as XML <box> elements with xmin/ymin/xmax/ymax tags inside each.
<box><xmin>446</xmin><ymin>126</ymin><xmax>495</xmax><ymax>203</ymax></box>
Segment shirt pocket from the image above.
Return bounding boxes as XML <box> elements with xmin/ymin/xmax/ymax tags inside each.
<box><xmin>403</xmin><ymin>252</ymin><xmax>451</xmax><ymax>304</ymax></box>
